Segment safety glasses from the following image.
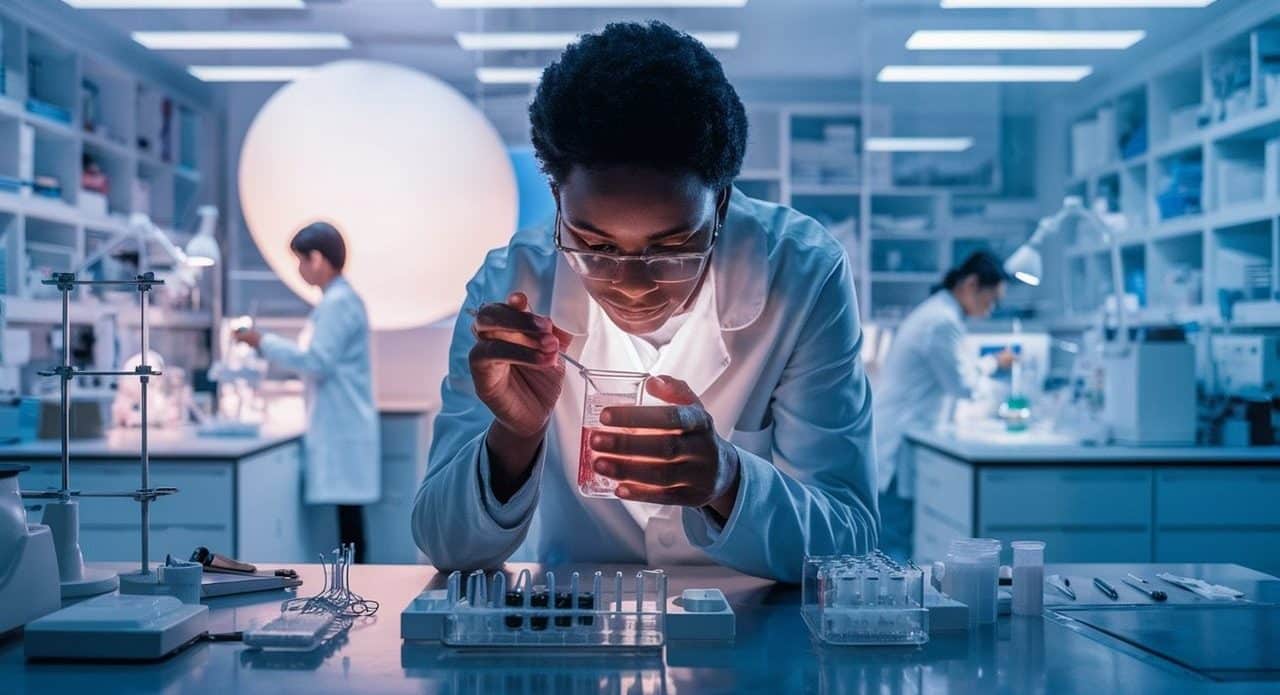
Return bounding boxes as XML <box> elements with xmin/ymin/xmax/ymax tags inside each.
<box><xmin>554</xmin><ymin>209</ymin><xmax>719</xmax><ymax>285</ymax></box>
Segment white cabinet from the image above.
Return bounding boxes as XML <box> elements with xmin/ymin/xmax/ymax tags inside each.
<box><xmin>237</xmin><ymin>443</ymin><xmax>307</xmax><ymax>563</ymax></box>
<box><xmin>910</xmin><ymin>442</ymin><xmax>1280</xmax><ymax>574</ymax></box>
<box><xmin>365</xmin><ymin>412</ymin><xmax>431</xmax><ymax>564</ymax></box>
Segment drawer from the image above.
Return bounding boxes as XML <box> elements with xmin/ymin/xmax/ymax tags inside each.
<box><xmin>912</xmin><ymin>446</ymin><xmax>973</xmax><ymax>528</ymax></box>
<box><xmin>80</xmin><ymin>524</ymin><xmax>232</xmax><ymax>563</ymax></box>
<box><xmin>978</xmin><ymin>528</ymin><xmax>1152</xmax><ymax>564</ymax></box>
<box><xmin>380</xmin><ymin>413</ymin><xmax>429</xmax><ymax>459</ymax></box>
<box><xmin>1155</xmin><ymin>529</ymin><xmax>1280</xmax><ymax>577</ymax></box>
<box><xmin>1156</xmin><ymin>469</ymin><xmax>1280</xmax><ymax>526</ymax></box>
<box><xmin>980</xmin><ymin>468</ymin><xmax>1152</xmax><ymax>528</ymax></box>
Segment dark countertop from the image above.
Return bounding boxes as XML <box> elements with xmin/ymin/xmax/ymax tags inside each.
<box><xmin>906</xmin><ymin>429</ymin><xmax>1280</xmax><ymax>466</ymax></box>
<box><xmin>2</xmin><ymin>562</ymin><xmax>1277</xmax><ymax>694</ymax></box>
<box><xmin>0</xmin><ymin>426</ymin><xmax>304</xmax><ymax>462</ymax></box>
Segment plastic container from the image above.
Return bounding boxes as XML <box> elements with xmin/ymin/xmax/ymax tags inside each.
<box><xmin>577</xmin><ymin>369</ymin><xmax>649</xmax><ymax>498</ymax></box>
<box><xmin>802</xmin><ymin>551</ymin><xmax>928</xmax><ymax>646</ymax></box>
<box><xmin>942</xmin><ymin>538</ymin><xmax>1001</xmax><ymax>628</ymax></box>
<box><xmin>1011</xmin><ymin>540</ymin><xmax>1046</xmax><ymax>616</ymax></box>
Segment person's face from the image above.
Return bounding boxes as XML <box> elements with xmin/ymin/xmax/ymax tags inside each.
<box><xmin>955</xmin><ymin>276</ymin><xmax>1005</xmax><ymax>318</ymax></box>
<box><xmin>555</xmin><ymin>166</ymin><xmax>727</xmax><ymax>335</ymax></box>
<box><xmin>294</xmin><ymin>250</ymin><xmax>328</xmax><ymax>287</ymax></box>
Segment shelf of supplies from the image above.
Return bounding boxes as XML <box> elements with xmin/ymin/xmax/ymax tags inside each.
<box><xmin>11</xmin><ymin>194</ymin><xmax>82</xmax><ymax>226</ymax></box>
<box><xmin>1150</xmin><ymin>214</ymin><xmax>1206</xmax><ymax>239</ymax></box>
<box><xmin>1206</xmin><ymin>104</ymin><xmax>1280</xmax><ymax>144</ymax></box>
<box><xmin>22</xmin><ymin>111</ymin><xmax>78</xmax><ymax>140</ymax></box>
<box><xmin>790</xmin><ymin>183</ymin><xmax>861</xmax><ymax>196</ymax></box>
<box><xmin>1069</xmin><ymin>161</ymin><xmax>1126</xmax><ymax>188</ymax></box>
<box><xmin>24</xmin><ymin>241</ymin><xmax>76</xmax><ymax>255</ymax></box>
<box><xmin>82</xmin><ymin>129</ymin><xmax>135</xmax><ymax>160</ymax></box>
<box><xmin>1207</xmin><ymin>200</ymin><xmax>1280</xmax><ymax>229</ymax></box>
<box><xmin>870</xmin><ymin>272</ymin><xmax>936</xmax><ymax>283</ymax></box>
<box><xmin>738</xmin><ymin>168</ymin><xmax>784</xmax><ymax>181</ymax></box>
<box><xmin>1151</xmin><ymin>132</ymin><xmax>1205</xmax><ymax>160</ymax></box>
<box><xmin>2</xmin><ymin>296</ymin><xmax>213</xmax><ymax>329</ymax></box>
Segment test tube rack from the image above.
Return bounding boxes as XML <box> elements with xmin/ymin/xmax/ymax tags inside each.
<box><xmin>21</xmin><ymin>272</ymin><xmax>177</xmax><ymax>598</ymax></box>
<box><xmin>802</xmin><ymin>550</ymin><xmax>929</xmax><ymax>647</ymax></box>
<box><xmin>401</xmin><ymin>568</ymin><xmax>736</xmax><ymax>648</ymax></box>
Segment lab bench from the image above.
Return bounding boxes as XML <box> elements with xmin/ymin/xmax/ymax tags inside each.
<box><xmin>0</xmin><ymin>427</ymin><xmax>309</xmax><ymax>564</ymax></box>
<box><xmin>906</xmin><ymin>430</ymin><xmax>1280</xmax><ymax>576</ymax></box>
<box><xmin>2</xmin><ymin>562</ymin><xmax>1277</xmax><ymax>693</ymax></box>
<box><xmin>1</xmin><ymin>410</ymin><xmax>435</xmax><ymax>566</ymax></box>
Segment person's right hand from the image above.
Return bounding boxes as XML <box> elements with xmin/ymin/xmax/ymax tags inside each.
<box><xmin>469</xmin><ymin>292</ymin><xmax>570</xmax><ymax>439</ymax></box>
<box><xmin>996</xmin><ymin>348</ymin><xmax>1018</xmax><ymax>370</ymax></box>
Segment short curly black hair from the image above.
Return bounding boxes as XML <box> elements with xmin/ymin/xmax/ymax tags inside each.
<box><xmin>529</xmin><ymin>21</ymin><xmax>748</xmax><ymax>190</ymax></box>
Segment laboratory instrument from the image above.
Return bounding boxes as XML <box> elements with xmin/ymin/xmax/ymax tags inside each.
<box><xmin>0</xmin><ymin>464</ymin><xmax>60</xmax><ymax>635</ymax></box>
<box><xmin>578</xmin><ymin>368</ymin><xmax>650</xmax><ymax>498</ymax></box>
<box><xmin>118</xmin><ymin>554</ymin><xmax>204</xmax><ymax>605</ymax></box>
<box><xmin>205</xmin><ymin>316</ymin><xmax>269</xmax><ymax>434</ymax></box>
<box><xmin>802</xmin><ymin>551</ymin><xmax>929</xmax><ymax>646</ymax></box>
<box><xmin>405</xmin><ymin>568</ymin><xmax>667</xmax><ymax>648</ymax></box>
<box><xmin>24</xmin><ymin>594</ymin><xmax>209</xmax><ymax>661</ymax></box>
<box><xmin>1121</xmin><ymin>574</ymin><xmax>1168</xmax><ymax>602</ymax></box>
<box><xmin>1157</xmin><ymin>573</ymin><xmax>1245</xmax><ymax>600</ymax></box>
<box><xmin>1047</xmin><ymin>574</ymin><xmax>1077</xmax><ymax>601</ymax></box>
<box><xmin>1103</xmin><ymin>331</ymin><xmax>1197</xmax><ymax>445</ymax></box>
<box><xmin>1093</xmin><ymin>577</ymin><xmax>1119</xmax><ymax>601</ymax></box>
<box><xmin>935</xmin><ymin>538</ymin><xmax>1002</xmax><ymax>628</ymax></box>
<box><xmin>21</xmin><ymin>273</ymin><xmax>181</xmax><ymax>599</ymax></box>
<box><xmin>1010</xmin><ymin>540</ymin><xmax>1045</xmax><ymax>616</ymax></box>
<box><xmin>245</xmin><ymin>544</ymin><xmax>377</xmax><ymax>653</ymax></box>
<box><xmin>1211</xmin><ymin>335</ymin><xmax>1280</xmax><ymax>396</ymax></box>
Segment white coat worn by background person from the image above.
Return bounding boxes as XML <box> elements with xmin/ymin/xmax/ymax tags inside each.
<box><xmin>873</xmin><ymin>290</ymin><xmax>998</xmax><ymax>499</ymax></box>
<box><xmin>412</xmin><ymin>189</ymin><xmax>880</xmax><ymax>583</ymax></box>
<box><xmin>260</xmin><ymin>276</ymin><xmax>381</xmax><ymax>505</ymax></box>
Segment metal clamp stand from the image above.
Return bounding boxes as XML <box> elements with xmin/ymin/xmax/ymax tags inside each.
<box><xmin>22</xmin><ymin>272</ymin><xmax>179</xmax><ymax>598</ymax></box>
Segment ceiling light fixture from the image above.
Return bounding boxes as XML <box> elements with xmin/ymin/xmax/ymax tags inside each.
<box><xmin>877</xmin><ymin>65</ymin><xmax>1092</xmax><ymax>82</ymax></box>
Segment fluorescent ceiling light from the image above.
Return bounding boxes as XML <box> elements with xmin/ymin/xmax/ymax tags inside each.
<box><xmin>476</xmin><ymin>67</ymin><xmax>543</xmax><ymax>84</ymax></box>
<box><xmin>437</xmin><ymin>0</ymin><xmax>746</xmax><ymax>8</ymax></box>
<box><xmin>878</xmin><ymin>65</ymin><xmax>1092</xmax><ymax>82</ymax></box>
<box><xmin>457</xmin><ymin>31</ymin><xmax>738</xmax><ymax>51</ymax></box>
<box><xmin>941</xmin><ymin>0</ymin><xmax>1213</xmax><ymax>7</ymax></box>
<box><xmin>66</xmin><ymin>0</ymin><xmax>304</xmax><ymax>8</ymax></box>
<box><xmin>866</xmin><ymin>137</ymin><xmax>975</xmax><ymax>152</ymax></box>
<box><xmin>907</xmin><ymin>30</ymin><xmax>1144</xmax><ymax>51</ymax></box>
<box><xmin>134</xmin><ymin>32</ymin><xmax>350</xmax><ymax>50</ymax></box>
<box><xmin>188</xmin><ymin>66</ymin><xmax>313</xmax><ymax>82</ymax></box>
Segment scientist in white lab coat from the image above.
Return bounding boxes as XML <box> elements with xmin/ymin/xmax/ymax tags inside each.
<box><xmin>873</xmin><ymin>251</ymin><xmax>1014</xmax><ymax>561</ymax></box>
<box><xmin>235</xmin><ymin>222</ymin><xmax>380</xmax><ymax>562</ymax></box>
<box><xmin>411</xmin><ymin>22</ymin><xmax>879</xmax><ymax>582</ymax></box>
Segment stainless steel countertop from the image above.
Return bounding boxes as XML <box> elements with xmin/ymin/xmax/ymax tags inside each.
<box><xmin>0</xmin><ymin>426</ymin><xmax>305</xmax><ymax>462</ymax></box>
<box><xmin>2</xmin><ymin>562</ymin><xmax>1277</xmax><ymax>694</ymax></box>
<box><xmin>906</xmin><ymin>429</ymin><xmax>1280</xmax><ymax>466</ymax></box>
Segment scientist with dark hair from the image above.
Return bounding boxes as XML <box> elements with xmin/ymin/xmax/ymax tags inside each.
<box><xmin>236</xmin><ymin>222</ymin><xmax>379</xmax><ymax>561</ymax></box>
<box><xmin>412</xmin><ymin>22</ymin><xmax>878</xmax><ymax>582</ymax></box>
<box><xmin>874</xmin><ymin>250</ymin><xmax>1015</xmax><ymax>560</ymax></box>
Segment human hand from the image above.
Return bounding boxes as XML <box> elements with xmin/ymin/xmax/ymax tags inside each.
<box><xmin>590</xmin><ymin>375</ymin><xmax>741</xmax><ymax>518</ymax></box>
<box><xmin>997</xmin><ymin>348</ymin><xmax>1017</xmax><ymax>370</ymax></box>
<box><xmin>233</xmin><ymin>328</ymin><xmax>262</xmax><ymax>349</ymax></box>
<box><xmin>469</xmin><ymin>292</ymin><xmax>571</xmax><ymax>439</ymax></box>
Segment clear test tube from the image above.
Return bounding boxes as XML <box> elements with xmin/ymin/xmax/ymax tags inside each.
<box><xmin>1011</xmin><ymin>541</ymin><xmax>1046</xmax><ymax>616</ymax></box>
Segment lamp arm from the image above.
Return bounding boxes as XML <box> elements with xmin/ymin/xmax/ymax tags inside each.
<box><xmin>1048</xmin><ymin>204</ymin><xmax>1129</xmax><ymax>349</ymax></box>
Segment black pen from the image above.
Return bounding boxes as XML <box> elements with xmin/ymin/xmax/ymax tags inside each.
<box><xmin>1093</xmin><ymin>577</ymin><xmax>1119</xmax><ymax>600</ymax></box>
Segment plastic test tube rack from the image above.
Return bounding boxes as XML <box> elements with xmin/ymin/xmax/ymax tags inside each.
<box><xmin>802</xmin><ymin>550</ymin><xmax>929</xmax><ymax>647</ymax></box>
<box><xmin>21</xmin><ymin>273</ymin><xmax>178</xmax><ymax>597</ymax></box>
<box><xmin>401</xmin><ymin>568</ymin><xmax>736</xmax><ymax>648</ymax></box>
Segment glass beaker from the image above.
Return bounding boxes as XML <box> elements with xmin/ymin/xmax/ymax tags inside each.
<box><xmin>577</xmin><ymin>369</ymin><xmax>650</xmax><ymax>498</ymax></box>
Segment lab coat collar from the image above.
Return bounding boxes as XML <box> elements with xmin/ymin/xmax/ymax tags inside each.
<box><xmin>934</xmin><ymin>289</ymin><xmax>964</xmax><ymax>322</ymax></box>
<box><xmin>549</xmin><ymin>187</ymin><xmax>769</xmax><ymax>338</ymax></box>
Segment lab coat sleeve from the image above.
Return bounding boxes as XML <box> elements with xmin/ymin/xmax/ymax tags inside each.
<box><xmin>682</xmin><ymin>253</ymin><xmax>880</xmax><ymax>583</ymax></box>
<box><xmin>925</xmin><ymin>319</ymin><xmax>982</xmax><ymax>400</ymax></box>
<box><xmin>410</xmin><ymin>263</ymin><xmax>546</xmax><ymax>570</ymax></box>
<box><xmin>258</xmin><ymin>295</ymin><xmax>357</xmax><ymax>378</ymax></box>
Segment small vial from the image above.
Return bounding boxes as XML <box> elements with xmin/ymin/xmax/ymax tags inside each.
<box><xmin>1011</xmin><ymin>541</ymin><xmax>1046</xmax><ymax>616</ymax></box>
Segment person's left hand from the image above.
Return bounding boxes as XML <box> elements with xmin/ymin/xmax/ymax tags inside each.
<box><xmin>233</xmin><ymin>328</ymin><xmax>262</xmax><ymax>349</ymax></box>
<box><xmin>590</xmin><ymin>375</ymin><xmax>741</xmax><ymax>519</ymax></box>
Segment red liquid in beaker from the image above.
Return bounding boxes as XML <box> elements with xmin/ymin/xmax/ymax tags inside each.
<box><xmin>577</xmin><ymin>427</ymin><xmax>617</xmax><ymax>497</ymax></box>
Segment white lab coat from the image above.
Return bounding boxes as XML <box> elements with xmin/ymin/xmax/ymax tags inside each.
<box><xmin>260</xmin><ymin>276</ymin><xmax>381</xmax><ymax>505</ymax></box>
<box><xmin>873</xmin><ymin>291</ymin><xmax>993</xmax><ymax>499</ymax></box>
<box><xmin>411</xmin><ymin>189</ymin><xmax>879</xmax><ymax>583</ymax></box>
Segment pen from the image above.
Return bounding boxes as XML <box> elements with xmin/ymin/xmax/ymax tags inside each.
<box><xmin>1122</xmin><ymin>573</ymin><xmax>1168</xmax><ymax>602</ymax></box>
<box><xmin>1093</xmin><ymin>577</ymin><xmax>1119</xmax><ymax>600</ymax></box>
<box><xmin>1047</xmin><ymin>574</ymin><xmax>1076</xmax><ymax>600</ymax></box>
